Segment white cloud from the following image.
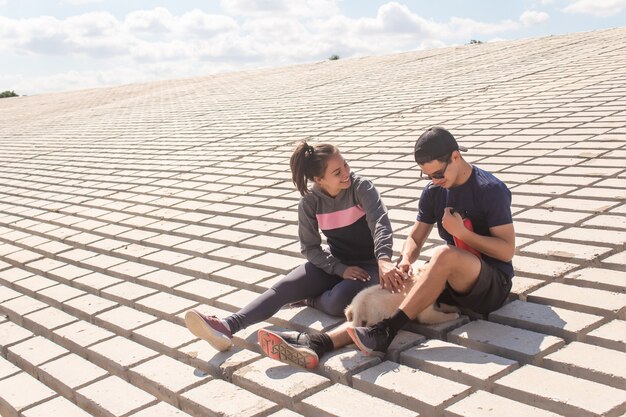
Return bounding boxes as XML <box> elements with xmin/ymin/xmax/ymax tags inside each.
<box><xmin>520</xmin><ymin>10</ymin><xmax>550</xmax><ymax>26</ymax></box>
<box><xmin>125</xmin><ymin>7</ymin><xmax>174</xmax><ymax>34</ymax></box>
<box><xmin>2</xmin><ymin>2</ymin><xmax>549</xmax><ymax>95</ymax></box>
<box><xmin>219</xmin><ymin>0</ymin><xmax>340</xmax><ymax>18</ymax></box>
<box><xmin>61</xmin><ymin>0</ymin><xmax>106</xmax><ymax>4</ymax></box>
<box><xmin>563</xmin><ymin>0</ymin><xmax>626</xmax><ymax>16</ymax></box>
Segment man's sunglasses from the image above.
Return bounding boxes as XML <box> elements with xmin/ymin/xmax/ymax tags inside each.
<box><xmin>420</xmin><ymin>159</ymin><xmax>450</xmax><ymax>180</ymax></box>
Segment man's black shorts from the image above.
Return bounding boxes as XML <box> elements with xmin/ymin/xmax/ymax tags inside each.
<box><xmin>436</xmin><ymin>258</ymin><xmax>512</xmax><ymax>315</ymax></box>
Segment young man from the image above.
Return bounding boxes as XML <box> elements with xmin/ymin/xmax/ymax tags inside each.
<box><xmin>347</xmin><ymin>126</ymin><xmax>515</xmax><ymax>356</ymax></box>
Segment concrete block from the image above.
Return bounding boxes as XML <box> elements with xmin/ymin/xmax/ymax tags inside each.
<box><xmin>108</xmin><ymin>260</ymin><xmax>158</xmax><ymax>278</ymax></box>
<box><xmin>489</xmin><ymin>300</ymin><xmax>605</xmax><ymax>342</ymax></box>
<box><xmin>52</xmin><ymin>320</ymin><xmax>115</xmax><ymax>356</ymax></box>
<box><xmin>173</xmin><ymin>278</ymin><xmax>236</xmax><ymax>304</ymax></box>
<box><xmin>493</xmin><ymin>364</ymin><xmax>626</xmax><ymax>417</ymax></box>
<box><xmin>404</xmin><ymin>315</ymin><xmax>470</xmax><ymax>340</ymax></box>
<box><xmin>564</xmin><ymin>267</ymin><xmax>626</xmax><ymax>293</ymax></box>
<box><xmin>353</xmin><ymin>360</ymin><xmax>472</xmax><ymax>416</ymax></box>
<box><xmin>521</xmin><ymin>240</ymin><xmax>611</xmax><ymax>261</ymax></box>
<box><xmin>47</xmin><ymin>264</ymin><xmax>92</xmax><ymax>282</ymax></box>
<box><xmin>1</xmin><ymin>295</ymin><xmax>48</xmax><ymax>324</ymax></box>
<box><xmin>509</xmin><ymin>276</ymin><xmax>547</xmax><ymax>301</ymax></box>
<box><xmin>132</xmin><ymin>320</ymin><xmax>196</xmax><ymax>354</ymax></box>
<box><xmin>0</xmin><ymin>267</ymin><xmax>34</xmax><ymax>285</ymax></box>
<box><xmin>72</xmin><ymin>271</ymin><xmax>123</xmax><ymax>293</ymax></box>
<box><xmin>232</xmin><ymin>356</ymin><xmax>332</xmax><ymax>408</ymax></box>
<box><xmin>318</xmin><ymin>345</ymin><xmax>382</xmax><ymax>385</ymax></box>
<box><xmin>38</xmin><ymin>353</ymin><xmax>108</xmax><ymax>399</ymax></box>
<box><xmin>0</xmin><ymin>372</ymin><xmax>57</xmax><ymax>417</ymax></box>
<box><xmin>232</xmin><ymin>321</ymin><xmax>275</xmax><ymax>352</ymax></box>
<box><xmin>298</xmin><ymin>383</ymin><xmax>417</xmax><ymax>417</ymax></box>
<box><xmin>444</xmin><ymin>390</ymin><xmax>564</xmax><ymax>417</ymax></box>
<box><xmin>24</xmin><ymin>258</ymin><xmax>69</xmax><ymax>276</ymax></box>
<box><xmin>12</xmin><ymin>275</ymin><xmax>58</xmax><ymax>296</ymax></box>
<box><xmin>400</xmin><ymin>338</ymin><xmax>518</xmax><ymax>390</ymax></box>
<box><xmin>0</xmin><ymin>356</ymin><xmax>21</xmax><ymax>380</ymax></box>
<box><xmin>135</xmin><ymin>291</ymin><xmax>197</xmax><ymax>317</ymax></box>
<box><xmin>88</xmin><ymin>335</ymin><xmax>159</xmax><ymax>375</ymax></box>
<box><xmin>512</xmin><ymin>255</ymin><xmax>577</xmax><ymax>278</ymax></box>
<box><xmin>7</xmin><ymin>335</ymin><xmax>68</xmax><ymax>376</ymax></box>
<box><xmin>528</xmin><ymin>282</ymin><xmax>626</xmax><ymax>318</ymax></box>
<box><xmin>584</xmin><ymin>319</ymin><xmax>626</xmax><ymax>351</ymax></box>
<box><xmin>215</xmin><ymin>288</ymin><xmax>262</xmax><ymax>313</ymax></box>
<box><xmin>178</xmin><ymin>341</ymin><xmax>260</xmax><ymax>380</ymax></box>
<box><xmin>543</xmin><ymin>341</ymin><xmax>626</xmax><ymax>389</ymax></box>
<box><xmin>271</xmin><ymin>305</ymin><xmax>345</xmax><ymax>333</ymax></box>
<box><xmin>94</xmin><ymin>305</ymin><xmax>158</xmax><ymax>337</ymax></box>
<box><xmin>81</xmin><ymin>254</ymin><xmax>126</xmax><ymax>272</ymax></box>
<box><xmin>21</xmin><ymin>396</ymin><xmax>92</xmax><ymax>417</ymax></box>
<box><xmin>180</xmin><ymin>378</ymin><xmax>279</xmax><ymax>417</ymax></box>
<box><xmin>267</xmin><ymin>409</ymin><xmax>305</xmax><ymax>417</ymax></box>
<box><xmin>101</xmin><ymin>281</ymin><xmax>158</xmax><ymax>304</ymax></box>
<box><xmin>22</xmin><ymin>306</ymin><xmax>78</xmax><ymax>337</ymax></box>
<box><xmin>174</xmin><ymin>256</ymin><xmax>229</xmax><ymax>277</ymax></box>
<box><xmin>128</xmin><ymin>355</ymin><xmax>209</xmax><ymax>407</ymax></box>
<box><xmin>76</xmin><ymin>375</ymin><xmax>157</xmax><ymax>417</ymax></box>
<box><xmin>127</xmin><ymin>401</ymin><xmax>195</xmax><ymax>417</ymax></box>
<box><xmin>248</xmin><ymin>252</ymin><xmax>304</xmax><ymax>274</ymax></box>
<box><xmin>448</xmin><ymin>320</ymin><xmax>565</xmax><ymax>365</ymax></box>
<box><xmin>4</xmin><ymin>249</ymin><xmax>43</xmax><ymax>264</ymax></box>
<box><xmin>0</xmin><ymin>285</ymin><xmax>22</xmax><ymax>303</ymax></box>
<box><xmin>213</xmin><ymin>264</ymin><xmax>275</xmax><ymax>288</ymax></box>
<box><xmin>62</xmin><ymin>293</ymin><xmax>118</xmax><ymax>320</ymax></box>
<box><xmin>0</xmin><ymin>321</ymin><xmax>33</xmax><ymax>355</ymax></box>
<box><xmin>137</xmin><ymin>269</ymin><xmax>195</xmax><ymax>290</ymax></box>
<box><xmin>211</xmin><ymin>246</ymin><xmax>263</xmax><ymax>262</ymax></box>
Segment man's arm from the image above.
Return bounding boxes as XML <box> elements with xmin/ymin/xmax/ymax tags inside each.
<box><xmin>443</xmin><ymin>208</ymin><xmax>515</xmax><ymax>262</ymax></box>
<box><xmin>401</xmin><ymin>221</ymin><xmax>434</xmax><ymax>266</ymax></box>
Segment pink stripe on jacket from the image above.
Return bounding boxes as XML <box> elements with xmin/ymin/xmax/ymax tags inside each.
<box><xmin>316</xmin><ymin>205</ymin><xmax>365</xmax><ymax>230</ymax></box>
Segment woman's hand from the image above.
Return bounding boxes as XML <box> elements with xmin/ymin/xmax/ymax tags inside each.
<box><xmin>342</xmin><ymin>266</ymin><xmax>371</xmax><ymax>281</ymax></box>
<box><xmin>378</xmin><ymin>258</ymin><xmax>407</xmax><ymax>293</ymax></box>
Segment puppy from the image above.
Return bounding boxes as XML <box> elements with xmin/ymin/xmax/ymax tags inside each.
<box><xmin>345</xmin><ymin>271</ymin><xmax>459</xmax><ymax>326</ymax></box>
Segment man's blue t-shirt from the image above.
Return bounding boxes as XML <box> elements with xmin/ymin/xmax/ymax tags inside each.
<box><xmin>417</xmin><ymin>165</ymin><xmax>514</xmax><ymax>278</ymax></box>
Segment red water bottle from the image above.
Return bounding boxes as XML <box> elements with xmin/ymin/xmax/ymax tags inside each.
<box><xmin>450</xmin><ymin>207</ymin><xmax>481</xmax><ymax>258</ymax></box>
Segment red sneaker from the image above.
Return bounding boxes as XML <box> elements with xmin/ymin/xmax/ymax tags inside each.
<box><xmin>258</xmin><ymin>329</ymin><xmax>319</xmax><ymax>369</ymax></box>
<box><xmin>184</xmin><ymin>309</ymin><xmax>233</xmax><ymax>351</ymax></box>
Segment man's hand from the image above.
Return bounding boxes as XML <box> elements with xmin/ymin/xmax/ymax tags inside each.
<box><xmin>378</xmin><ymin>258</ymin><xmax>407</xmax><ymax>293</ymax></box>
<box><xmin>342</xmin><ymin>266</ymin><xmax>370</xmax><ymax>281</ymax></box>
<box><xmin>442</xmin><ymin>207</ymin><xmax>467</xmax><ymax>238</ymax></box>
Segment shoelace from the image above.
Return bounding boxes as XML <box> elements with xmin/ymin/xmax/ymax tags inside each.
<box><xmin>368</xmin><ymin>323</ymin><xmax>393</xmax><ymax>347</ymax></box>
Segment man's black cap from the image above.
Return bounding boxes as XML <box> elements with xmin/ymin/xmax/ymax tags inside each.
<box><xmin>414</xmin><ymin>126</ymin><xmax>467</xmax><ymax>164</ymax></box>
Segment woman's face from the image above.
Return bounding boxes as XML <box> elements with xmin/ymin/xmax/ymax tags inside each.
<box><xmin>314</xmin><ymin>153</ymin><xmax>351</xmax><ymax>197</ymax></box>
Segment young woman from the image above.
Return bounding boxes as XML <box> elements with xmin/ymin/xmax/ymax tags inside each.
<box><xmin>184</xmin><ymin>141</ymin><xmax>398</xmax><ymax>366</ymax></box>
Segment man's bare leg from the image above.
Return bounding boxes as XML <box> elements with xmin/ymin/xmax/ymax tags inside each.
<box><xmin>400</xmin><ymin>246</ymin><xmax>481</xmax><ymax>319</ymax></box>
<box><xmin>348</xmin><ymin>245</ymin><xmax>481</xmax><ymax>355</ymax></box>
<box><xmin>327</xmin><ymin>322</ymin><xmax>352</xmax><ymax>348</ymax></box>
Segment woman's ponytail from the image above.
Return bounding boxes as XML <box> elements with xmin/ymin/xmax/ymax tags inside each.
<box><xmin>290</xmin><ymin>140</ymin><xmax>337</xmax><ymax>196</ymax></box>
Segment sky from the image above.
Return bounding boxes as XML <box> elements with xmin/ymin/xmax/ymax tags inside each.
<box><xmin>1</xmin><ymin>0</ymin><xmax>625</xmax><ymax>96</ymax></box>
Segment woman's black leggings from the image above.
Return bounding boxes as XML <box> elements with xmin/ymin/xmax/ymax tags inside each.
<box><xmin>225</xmin><ymin>261</ymin><xmax>379</xmax><ymax>334</ymax></box>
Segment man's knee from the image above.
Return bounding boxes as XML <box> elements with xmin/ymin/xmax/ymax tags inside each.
<box><xmin>430</xmin><ymin>245</ymin><xmax>462</xmax><ymax>265</ymax></box>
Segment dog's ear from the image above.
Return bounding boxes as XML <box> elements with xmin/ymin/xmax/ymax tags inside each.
<box><xmin>344</xmin><ymin>304</ymin><xmax>353</xmax><ymax>321</ymax></box>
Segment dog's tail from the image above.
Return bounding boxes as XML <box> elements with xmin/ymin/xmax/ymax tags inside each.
<box><xmin>344</xmin><ymin>304</ymin><xmax>353</xmax><ymax>322</ymax></box>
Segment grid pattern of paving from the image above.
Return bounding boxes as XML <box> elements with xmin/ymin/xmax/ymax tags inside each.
<box><xmin>0</xmin><ymin>27</ymin><xmax>625</xmax><ymax>417</ymax></box>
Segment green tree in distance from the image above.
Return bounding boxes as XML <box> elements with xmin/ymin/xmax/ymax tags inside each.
<box><xmin>0</xmin><ymin>91</ymin><xmax>19</xmax><ymax>98</ymax></box>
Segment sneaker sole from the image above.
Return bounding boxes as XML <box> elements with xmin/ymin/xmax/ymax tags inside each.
<box><xmin>184</xmin><ymin>310</ymin><xmax>232</xmax><ymax>351</ymax></box>
<box><xmin>258</xmin><ymin>329</ymin><xmax>319</xmax><ymax>369</ymax></box>
<box><xmin>346</xmin><ymin>327</ymin><xmax>376</xmax><ymax>356</ymax></box>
